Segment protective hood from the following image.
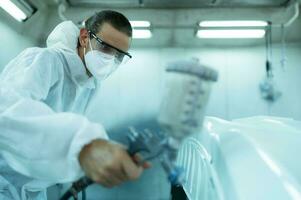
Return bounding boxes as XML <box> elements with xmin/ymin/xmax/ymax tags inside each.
<box><xmin>46</xmin><ymin>21</ymin><xmax>96</xmax><ymax>87</ymax></box>
<box><xmin>46</xmin><ymin>21</ymin><xmax>80</xmax><ymax>53</ymax></box>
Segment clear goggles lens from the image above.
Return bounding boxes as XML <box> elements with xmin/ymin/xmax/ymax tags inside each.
<box><xmin>93</xmin><ymin>39</ymin><xmax>131</xmax><ymax>64</ymax></box>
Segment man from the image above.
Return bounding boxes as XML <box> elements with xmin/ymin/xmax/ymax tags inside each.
<box><xmin>0</xmin><ymin>10</ymin><xmax>149</xmax><ymax>199</ymax></box>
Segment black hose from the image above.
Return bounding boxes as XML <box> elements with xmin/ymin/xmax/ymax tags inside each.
<box><xmin>60</xmin><ymin>189</ymin><xmax>77</xmax><ymax>200</ymax></box>
<box><xmin>82</xmin><ymin>189</ymin><xmax>86</xmax><ymax>200</ymax></box>
<box><xmin>171</xmin><ymin>185</ymin><xmax>188</xmax><ymax>200</ymax></box>
<box><xmin>60</xmin><ymin>177</ymin><xmax>93</xmax><ymax>200</ymax></box>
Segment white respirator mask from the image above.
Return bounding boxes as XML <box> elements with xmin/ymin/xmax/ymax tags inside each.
<box><xmin>84</xmin><ymin>39</ymin><xmax>120</xmax><ymax>81</ymax></box>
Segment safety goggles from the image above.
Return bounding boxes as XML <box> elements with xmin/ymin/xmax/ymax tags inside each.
<box><xmin>88</xmin><ymin>31</ymin><xmax>132</xmax><ymax>64</ymax></box>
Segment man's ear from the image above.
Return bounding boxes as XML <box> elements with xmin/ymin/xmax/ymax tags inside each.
<box><xmin>79</xmin><ymin>28</ymin><xmax>89</xmax><ymax>48</ymax></box>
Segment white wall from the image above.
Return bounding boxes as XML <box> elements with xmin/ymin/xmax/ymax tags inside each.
<box><xmin>0</xmin><ymin>20</ymin><xmax>37</xmax><ymax>71</ymax></box>
<box><xmin>87</xmin><ymin>42</ymin><xmax>301</xmax><ymax>131</ymax></box>
<box><xmin>136</xmin><ymin>43</ymin><xmax>301</xmax><ymax>121</ymax></box>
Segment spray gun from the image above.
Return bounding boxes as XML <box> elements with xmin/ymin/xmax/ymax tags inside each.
<box><xmin>60</xmin><ymin>58</ymin><xmax>218</xmax><ymax>200</ymax></box>
<box><xmin>155</xmin><ymin>58</ymin><xmax>218</xmax><ymax>184</ymax></box>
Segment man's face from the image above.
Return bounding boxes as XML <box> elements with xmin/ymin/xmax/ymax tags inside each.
<box><xmin>78</xmin><ymin>22</ymin><xmax>131</xmax><ymax>77</ymax></box>
<box><xmin>82</xmin><ymin>22</ymin><xmax>132</xmax><ymax>66</ymax></box>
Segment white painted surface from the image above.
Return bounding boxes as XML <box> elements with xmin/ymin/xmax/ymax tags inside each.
<box><xmin>177</xmin><ymin>116</ymin><xmax>301</xmax><ymax>200</ymax></box>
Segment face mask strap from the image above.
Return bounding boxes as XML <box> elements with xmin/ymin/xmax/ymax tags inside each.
<box><xmin>84</xmin><ymin>38</ymin><xmax>95</xmax><ymax>60</ymax></box>
<box><xmin>84</xmin><ymin>38</ymin><xmax>92</xmax><ymax>70</ymax></box>
<box><xmin>88</xmin><ymin>37</ymin><xmax>93</xmax><ymax>52</ymax></box>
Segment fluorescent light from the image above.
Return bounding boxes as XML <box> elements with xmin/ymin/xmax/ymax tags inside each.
<box><xmin>199</xmin><ymin>21</ymin><xmax>268</xmax><ymax>27</ymax></box>
<box><xmin>0</xmin><ymin>0</ymin><xmax>27</xmax><ymax>22</ymax></box>
<box><xmin>130</xmin><ymin>21</ymin><xmax>151</xmax><ymax>28</ymax></box>
<box><xmin>196</xmin><ymin>29</ymin><xmax>266</xmax><ymax>39</ymax></box>
<box><xmin>283</xmin><ymin>181</ymin><xmax>301</xmax><ymax>200</ymax></box>
<box><xmin>133</xmin><ymin>29</ymin><xmax>152</xmax><ymax>39</ymax></box>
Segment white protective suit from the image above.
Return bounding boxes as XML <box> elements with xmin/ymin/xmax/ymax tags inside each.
<box><xmin>0</xmin><ymin>21</ymin><xmax>108</xmax><ymax>199</ymax></box>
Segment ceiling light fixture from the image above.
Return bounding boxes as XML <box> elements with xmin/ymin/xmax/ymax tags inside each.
<box><xmin>0</xmin><ymin>0</ymin><xmax>36</xmax><ymax>22</ymax></box>
<box><xmin>196</xmin><ymin>29</ymin><xmax>266</xmax><ymax>39</ymax></box>
<box><xmin>199</xmin><ymin>20</ymin><xmax>268</xmax><ymax>27</ymax></box>
<box><xmin>0</xmin><ymin>0</ymin><xmax>27</xmax><ymax>21</ymax></box>
<box><xmin>132</xmin><ymin>29</ymin><xmax>152</xmax><ymax>39</ymax></box>
<box><xmin>130</xmin><ymin>21</ymin><xmax>151</xmax><ymax>28</ymax></box>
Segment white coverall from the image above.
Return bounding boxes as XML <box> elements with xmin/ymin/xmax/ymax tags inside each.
<box><xmin>0</xmin><ymin>21</ymin><xmax>108</xmax><ymax>199</ymax></box>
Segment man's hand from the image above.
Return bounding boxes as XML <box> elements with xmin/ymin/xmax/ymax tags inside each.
<box><xmin>79</xmin><ymin>139</ymin><xmax>148</xmax><ymax>188</ymax></box>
